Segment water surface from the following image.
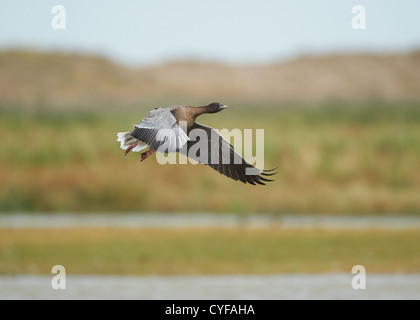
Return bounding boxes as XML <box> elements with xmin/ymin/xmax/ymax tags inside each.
<box><xmin>1</xmin><ymin>274</ymin><xmax>419</xmax><ymax>300</ymax></box>
<box><xmin>1</xmin><ymin>213</ymin><xmax>420</xmax><ymax>229</ymax></box>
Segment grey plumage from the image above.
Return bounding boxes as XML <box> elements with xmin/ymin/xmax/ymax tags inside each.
<box><xmin>129</xmin><ymin>107</ymin><xmax>189</xmax><ymax>153</ymax></box>
<box><xmin>180</xmin><ymin>122</ymin><xmax>274</xmax><ymax>185</ymax></box>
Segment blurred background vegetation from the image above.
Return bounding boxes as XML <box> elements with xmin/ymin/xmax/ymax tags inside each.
<box><xmin>1</xmin><ymin>0</ymin><xmax>420</xmax><ymax>278</ymax></box>
<box><xmin>1</xmin><ymin>50</ymin><xmax>420</xmax><ymax>215</ymax></box>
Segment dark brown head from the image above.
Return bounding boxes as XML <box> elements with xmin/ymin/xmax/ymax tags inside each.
<box><xmin>204</xmin><ymin>102</ymin><xmax>228</xmax><ymax>114</ymax></box>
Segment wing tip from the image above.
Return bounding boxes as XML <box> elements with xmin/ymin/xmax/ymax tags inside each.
<box><xmin>245</xmin><ymin>166</ymin><xmax>277</xmax><ymax>185</ymax></box>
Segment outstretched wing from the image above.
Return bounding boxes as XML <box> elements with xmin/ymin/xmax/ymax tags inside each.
<box><xmin>180</xmin><ymin>122</ymin><xmax>276</xmax><ymax>185</ymax></box>
<box><xmin>130</xmin><ymin>108</ymin><xmax>189</xmax><ymax>153</ymax></box>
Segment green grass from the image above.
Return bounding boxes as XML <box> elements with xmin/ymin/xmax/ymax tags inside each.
<box><xmin>1</xmin><ymin>227</ymin><xmax>419</xmax><ymax>275</ymax></box>
<box><xmin>1</xmin><ymin>101</ymin><xmax>420</xmax><ymax>214</ymax></box>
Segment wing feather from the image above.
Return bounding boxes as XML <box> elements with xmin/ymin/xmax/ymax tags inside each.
<box><xmin>180</xmin><ymin>122</ymin><xmax>276</xmax><ymax>185</ymax></box>
<box><xmin>130</xmin><ymin>108</ymin><xmax>189</xmax><ymax>153</ymax></box>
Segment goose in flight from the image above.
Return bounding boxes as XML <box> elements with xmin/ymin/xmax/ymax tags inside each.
<box><xmin>117</xmin><ymin>102</ymin><xmax>276</xmax><ymax>185</ymax></box>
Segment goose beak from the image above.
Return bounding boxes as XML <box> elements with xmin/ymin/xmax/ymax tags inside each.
<box><xmin>219</xmin><ymin>105</ymin><xmax>228</xmax><ymax>110</ymax></box>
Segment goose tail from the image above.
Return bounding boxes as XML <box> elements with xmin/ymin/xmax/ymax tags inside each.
<box><xmin>117</xmin><ymin>132</ymin><xmax>147</xmax><ymax>152</ymax></box>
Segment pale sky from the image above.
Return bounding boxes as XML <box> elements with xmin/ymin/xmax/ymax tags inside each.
<box><xmin>0</xmin><ymin>0</ymin><xmax>419</xmax><ymax>66</ymax></box>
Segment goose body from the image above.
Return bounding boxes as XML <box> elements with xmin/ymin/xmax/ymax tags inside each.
<box><xmin>117</xmin><ymin>102</ymin><xmax>275</xmax><ymax>185</ymax></box>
